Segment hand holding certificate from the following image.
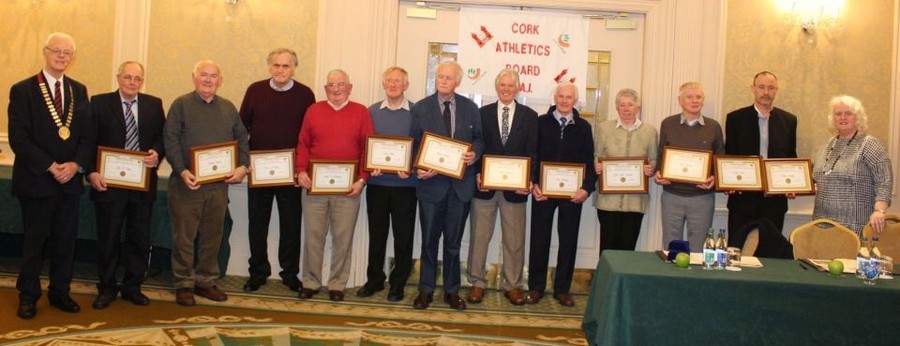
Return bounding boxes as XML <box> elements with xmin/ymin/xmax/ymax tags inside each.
<box><xmin>96</xmin><ymin>146</ymin><xmax>150</xmax><ymax>191</ymax></box>
<box><xmin>414</xmin><ymin>132</ymin><xmax>472</xmax><ymax>179</ymax></box>
<box><xmin>598</xmin><ymin>157</ymin><xmax>648</xmax><ymax>193</ymax></box>
<box><xmin>249</xmin><ymin>149</ymin><xmax>295</xmax><ymax>187</ymax></box>
<box><xmin>366</xmin><ymin>135</ymin><xmax>413</xmax><ymax>173</ymax></box>
<box><xmin>660</xmin><ymin>146</ymin><xmax>713</xmax><ymax>185</ymax></box>
<box><xmin>190</xmin><ymin>141</ymin><xmax>238</xmax><ymax>185</ymax></box>
<box><xmin>308</xmin><ymin>160</ymin><xmax>357</xmax><ymax>195</ymax></box>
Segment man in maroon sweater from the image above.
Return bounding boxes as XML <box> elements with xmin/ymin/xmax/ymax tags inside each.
<box><xmin>295</xmin><ymin>69</ymin><xmax>373</xmax><ymax>301</ymax></box>
<box><xmin>239</xmin><ymin>48</ymin><xmax>315</xmax><ymax>293</ymax></box>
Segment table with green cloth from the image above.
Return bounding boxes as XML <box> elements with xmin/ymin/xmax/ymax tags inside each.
<box><xmin>582</xmin><ymin>250</ymin><xmax>900</xmax><ymax>345</ymax></box>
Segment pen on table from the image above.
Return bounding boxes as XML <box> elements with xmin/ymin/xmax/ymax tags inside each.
<box><xmin>798</xmin><ymin>262</ymin><xmax>809</xmax><ymax>270</ymax></box>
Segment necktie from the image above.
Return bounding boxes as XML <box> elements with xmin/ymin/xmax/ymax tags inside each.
<box><xmin>442</xmin><ymin>101</ymin><xmax>452</xmax><ymax>136</ymax></box>
<box><xmin>53</xmin><ymin>81</ymin><xmax>62</xmax><ymax>114</ymax></box>
<box><xmin>501</xmin><ymin>106</ymin><xmax>510</xmax><ymax>145</ymax></box>
<box><xmin>124</xmin><ymin>100</ymin><xmax>139</xmax><ymax>151</ymax></box>
<box><xmin>559</xmin><ymin>117</ymin><xmax>567</xmax><ymax>139</ymax></box>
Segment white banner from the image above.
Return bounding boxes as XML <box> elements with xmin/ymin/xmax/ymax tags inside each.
<box><xmin>457</xmin><ymin>8</ymin><xmax>589</xmax><ymax>106</ymax></box>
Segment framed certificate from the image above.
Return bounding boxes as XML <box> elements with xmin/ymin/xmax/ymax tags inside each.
<box><xmin>366</xmin><ymin>135</ymin><xmax>413</xmax><ymax>173</ymax></box>
<box><xmin>414</xmin><ymin>132</ymin><xmax>472</xmax><ymax>179</ymax></box>
<box><xmin>763</xmin><ymin>158</ymin><xmax>814</xmax><ymax>195</ymax></box>
<box><xmin>714</xmin><ymin>155</ymin><xmax>763</xmax><ymax>192</ymax></box>
<box><xmin>599</xmin><ymin>157</ymin><xmax>648</xmax><ymax>194</ymax></box>
<box><xmin>660</xmin><ymin>146</ymin><xmax>713</xmax><ymax>184</ymax></box>
<box><xmin>481</xmin><ymin>155</ymin><xmax>530</xmax><ymax>191</ymax></box>
<box><xmin>96</xmin><ymin>146</ymin><xmax>150</xmax><ymax>191</ymax></box>
<box><xmin>249</xmin><ymin>149</ymin><xmax>295</xmax><ymax>188</ymax></box>
<box><xmin>308</xmin><ymin>160</ymin><xmax>357</xmax><ymax>195</ymax></box>
<box><xmin>190</xmin><ymin>141</ymin><xmax>237</xmax><ymax>185</ymax></box>
<box><xmin>540</xmin><ymin>162</ymin><xmax>584</xmax><ymax>199</ymax></box>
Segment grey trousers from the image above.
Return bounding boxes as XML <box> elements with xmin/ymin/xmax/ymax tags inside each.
<box><xmin>301</xmin><ymin>193</ymin><xmax>361</xmax><ymax>291</ymax></box>
<box><xmin>660</xmin><ymin>190</ymin><xmax>715</xmax><ymax>253</ymax></box>
<box><xmin>168</xmin><ymin>180</ymin><xmax>228</xmax><ymax>289</ymax></box>
<box><xmin>466</xmin><ymin>193</ymin><xmax>526</xmax><ymax>291</ymax></box>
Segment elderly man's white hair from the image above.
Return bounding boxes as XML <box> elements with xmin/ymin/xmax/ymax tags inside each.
<box><xmin>44</xmin><ymin>32</ymin><xmax>76</xmax><ymax>51</ymax></box>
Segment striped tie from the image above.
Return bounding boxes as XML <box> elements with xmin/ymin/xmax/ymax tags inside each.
<box><xmin>124</xmin><ymin>100</ymin><xmax>139</xmax><ymax>151</ymax></box>
<box><xmin>53</xmin><ymin>81</ymin><xmax>62</xmax><ymax>114</ymax></box>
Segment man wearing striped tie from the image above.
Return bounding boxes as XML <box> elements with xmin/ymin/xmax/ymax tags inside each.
<box><xmin>86</xmin><ymin>61</ymin><xmax>166</xmax><ymax>309</ymax></box>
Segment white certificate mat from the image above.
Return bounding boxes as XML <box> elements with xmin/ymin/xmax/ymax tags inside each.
<box><xmin>763</xmin><ymin>159</ymin><xmax>814</xmax><ymax>195</ymax></box>
<box><xmin>97</xmin><ymin>146</ymin><xmax>150</xmax><ymax>191</ymax></box>
<box><xmin>714</xmin><ymin>156</ymin><xmax>763</xmax><ymax>191</ymax></box>
<box><xmin>661</xmin><ymin>146</ymin><xmax>712</xmax><ymax>184</ymax></box>
<box><xmin>366</xmin><ymin>135</ymin><xmax>412</xmax><ymax>173</ymax></box>
<box><xmin>481</xmin><ymin>155</ymin><xmax>530</xmax><ymax>191</ymax></box>
<box><xmin>599</xmin><ymin>157</ymin><xmax>647</xmax><ymax>193</ymax></box>
<box><xmin>414</xmin><ymin>132</ymin><xmax>471</xmax><ymax>179</ymax></box>
<box><xmin>249</xmin><ymin>149</ymin><xmax>295</xmax><ymax>187</ymax></box>
<box><xmin>308</xmin><ymin>160</ymin><xmax>357</xmax><ymax>195</ymax></box>
<box><xmin>541</xmin><ymin>162</ymin><xmax>584</xmax><ymax>198</ymax></box>
<box><xmin>190</xmin><ymin>141</ymin><xmax>238</xmax><ymax>184</ymax></box>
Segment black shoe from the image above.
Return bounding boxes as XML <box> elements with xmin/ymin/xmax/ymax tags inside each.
<box><xmin>92</xmin><ymin>293</ymin><xmax>116</xmax><ymax>309</ymax></box>
<box><xmin>328</xmin><ymin>290</ymin><xmax>345</xmax><ymax>302</ymax></box>
<box><xmin>444</xmin><ymin>293</ymin><xmax>467</xmax><ymax>310</ymax></box>
<box><xmin>387</xmin><ymin>290</ymin><xmax>404</xmax><ymax>302</ymax></box>
<box><xmin>298</xmin><ymin>288</ymin><xmax>320</xmax><ymax>299</ymax></box>
<box><xmin>17</xmin><ymin>301</ymin><xmax>36</xmax><ymax>319</ymax></box>
<box><xmin>413</xmin><ymin>292</ymin><xmax>433</xmax><ymax>309</ymax></box>
<box><xmin>121</xmin><ymin>291</ymin><xmax>150</xmax><ymax>306</ymax></box>
<box><xmin>356</xmin><ymin>283</ymin><xmax>384</xmax><ymax>297</ymax></box>
<box><xmin>282</xmin><ymin>277</ymin><xmax>302</xmax><ymax>292</ymax></box>
<box><xmin>243</xmin><ymin>277</ymin><xmax>267</xmax><ymax>292</ymax></box>
<box><xmin>49</xmin><ymin>295</ymin><xmax>81</xmax><ymax>313</ymax></box>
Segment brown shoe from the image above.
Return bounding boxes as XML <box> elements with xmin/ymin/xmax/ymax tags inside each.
<box><xmin>175</xmin><ymin>288</ymin><xmax>195</xmax><ymax>306</ymax></box>
<box><xmin>525</xmin><ymin>290</ymin><xmax>543</xmax><ymax>304</ymax></box>
<box><xmin>505</xmin><ymin>288</ymin><xmax>526</xmax><ymax>305</ymax></box>
<box><xmin>194</xmin><ymin>286</ymin><xmax>228</xmax><ymax>302</ymax></box>
<box><xmin>328</xmin><ymin>290</ymin><xmax>345</xmax><ymax>302</ymax></box>
<box><xmin>555</xmin><ymin>293</ymin><xmax>575</xmax><ymax>307</ymax></box>
<box><xmin>466</xmin><ymin>286</ymin><xmax>484</xmax><ymax>304</ymax></box>
<box><xmin>412</xmin><ymin>292</ymin><xmax>433</xmax><ymax>309</ymax></box>
<box><xmin>298</xmin><ymin>288</ymin><xmax>320</xmax><ymax>299</ymax></box>
<box><xmin>444</xmin><ymin>293</ymin><xmax>467</xmax><ymax>310</ymax></box>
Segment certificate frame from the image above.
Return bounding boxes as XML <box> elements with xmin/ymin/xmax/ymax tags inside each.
<box><xmin>763</xmin><ymin>158</ymin><xmax>814</xmax><ymax>195</ymax></box>
<box><xmin>190</xmin><ymin>140</ymin><xmax>238</xmax><ymax>185</ymax></box>
<box><xmin>308</xmin><ymin>160</ymin><xmax>357</xmax><ymax>195</ymax></box>
<box><xmin>540</xmin><ymin>161</ymin><xmax>585</xmax><ymax>199</ymax></box>
<box><xmin>96</xmin><ymin>146</ymin><xmax>150</xmax><ymax>192</ymax></box>
<box><xmin>414</xmin><ymin>131</ymin><xmax>472</xmax><ymax>179</ymax></box>
<box><xmin>714</xmin><ymin>155</ymin><xmax>764</xmax><ymax>192</ymax></box>
<box><xmin>480</xmin><ymin>155</ymin><xmax>531</xmax><ymax>191</ymax></box>
<box><xmin>248</xmin><ymin>149</ymin><xmax>296</xmax><ymax>188</ymax></box>
<box><xmin>660</xmin><ymin>146</ymin><xmax>713</xmax><ymax>185</ymax></box>
<box><xmin>365</xmin><ymin>135</ymin><xmax>413</xmax><ymax>174</ymax></box>
<box><xmin>598</xmin><ymin>157</ymin><xmax>648</xmax><ymax>194</ymax></box>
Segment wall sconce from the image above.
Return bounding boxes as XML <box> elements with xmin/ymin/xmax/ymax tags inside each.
<box><xmin>775</xmin><ymin>0</ymin><xmax>845</xmax><ymax>35</ymax></box>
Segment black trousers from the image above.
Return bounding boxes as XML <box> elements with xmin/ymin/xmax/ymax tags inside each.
<box><xmin>365</xmin><ymin>184</ymin><xmax>417</xmax><ymax>290</ymax></box>
<box><xmin>94</xmin><ymin>190</ymin><xmax>153</xmax><ymax>295</ymax></box>
<box><xmin>597</xmin><ymin>209</ymin><xmax>644</xmax><ymax>256</ymax></box>
<box><xmin>528</xmin><ymin>198</ymin><xmax>583</xmax><ymax>295</ymax></box>
<box><xmin>16</xmin><ymin>193</ymin><xmax>80</xmax><ymax>303</ymax></box>
<box><xmin>727</xmin><ymin>193</ymin><xmax>787</xmax><ymax>248</ymax></box>
<box><xmin>246</xmin><ymin>185</ymin><xmax>303</xmax><ymax>281</ymax></box>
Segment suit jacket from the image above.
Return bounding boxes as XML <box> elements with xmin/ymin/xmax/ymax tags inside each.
<box><xmin>410</xmin><ymin>93</ymin><xmax>485</xmax><ymax>203</ymax></box>
<box><xmin>725</xmin><ymin>105</ymin><xmax>798</xmax><ymax>208</ymax></box>
<box><xmin>473</xmin><ymin>101</ymin><xmax>538</xmax><ymax>203</ymax></box>
<box><xmin>87</xmin><ymin>91</ymin><xmax>166</xmax><ymax>202</ymax></box>
<box><xmin>533</xmin><ymin>106</ymin><xmax>597</xmax><ymax>193</ymax></box>
<box><xmin>7</xmin><ymin>72</ymin><xmax>93</xmax><ymax>198</ymax></box>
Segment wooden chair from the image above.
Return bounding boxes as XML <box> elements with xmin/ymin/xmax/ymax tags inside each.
<box><xmin>862</xmin><ymin>214</ymin><xmax>900</xmax><ymax>261</ymax></box>
<box><xmin>741</xmin><ymin>228</ymin><xmax>759</xmax><ymax>257</ymax></box>
<box><xmin>789</xmin><ymin>219</ymin><xmax>860</xmax><ymax>259</ymax></box>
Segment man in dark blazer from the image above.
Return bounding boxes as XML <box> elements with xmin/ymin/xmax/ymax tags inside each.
<box><xmin>410</xmin><ymin>61</ymin><xmax>484</xmax><ymax>310</ymax></box>
<box><xmin>725</xmin><ymin>71</ymin><xmax>798</xmax><ymax>247</ymax></box>
<box><xmin>7</xmin><ymin>32</ymin><xmax>93</xmax><ymax>319</ymax></box>
<box><xmin>85</xmin><ymin>61</ymin><xmax>165</xmax><ymax>309</ymax></box>
<box><xmin>528</xmin><ymin>82</ymin><xmax>596</xmax><ymax>307</ymax></box>
<box><xmin>465</xmin><ymin>69</ymin><xmax>537</xmax><ymax>306</ymax></box>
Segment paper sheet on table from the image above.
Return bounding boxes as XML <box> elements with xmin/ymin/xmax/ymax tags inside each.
<box><xmin>660</xmin><ymin>250</ymin><xmax>763</xmax><ymax>268</ymax></box>
<box><xmin>804</xmin><ymin>258</ymin><xmax>857</xmax><ymax>273</ymax></box>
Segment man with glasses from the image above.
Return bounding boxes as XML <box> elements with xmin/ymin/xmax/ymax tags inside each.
<box><xmin>239</xmin><ymin>48</ymin><xmax>315</xmax><ymax>293</ymax></box>
<box><xmin>8</xmin><ymin>32</ymin><xmax>93</xmax><ymax>319</ymax></box>
<box><xmin>85</xmin><ymin>61</ymin><xmax>165</xmax><ymax>309</ymax></box>
<box><xmin>295</xmin><ymin>70</ymin><xmax>373</xmax><ymax>302</ymax></box>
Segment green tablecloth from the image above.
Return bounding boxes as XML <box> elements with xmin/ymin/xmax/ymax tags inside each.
<box><xmin>582</xmin><ymin>250</ymin><xmax>900</xmax><ymax>345</ymax></box>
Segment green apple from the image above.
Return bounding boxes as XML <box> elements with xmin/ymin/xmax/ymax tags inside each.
<box><xmin>675</xmin><ymin>252</ymin><xmax>690</xmax><ymax>268</ymax></box>
<box><xmin>827</xmin><ymin>260</ymin><xmax>844</xmax><ymax>276</ymax></box>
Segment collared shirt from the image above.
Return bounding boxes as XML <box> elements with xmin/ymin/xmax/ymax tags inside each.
<box><xmin>755</xmin><ymin>104</ymin><xmax>770</xmax><ymax>158</ymax></box>
<box><xmin>327</xmin><ymin>99</ymin><xmax>350</xmax><ymax>111</ymax></box>
<box><xmin>119</xmin><ymin>91</ymin><xmax>139</xmax><ymax>128</ymax></box>
<box><xmin>616</xmin><ymin>118</ymin><xmax>643</xmax><ymax>132</ymax></box>
<box><xmin>379</xmin><ymin>98</ymin><xmax>411</xmax><ymax>111</ymax></box>
<box><xmin>193</xmin><ymin>91</ymin><xmax>217</xmax><ymax>104</ymax></box>
<box><xmin>679</xmin><ymin>113</ymin><xmax>705</xmax><ymax>126</ymax></box>
<box><xmin>269</xmin><ymin>78</ymin><xmax>295</xmax><ymax>92</ymax></box>
<box><xmin>438</xmin><ymin>94</ymin><xmax>456</xmax><ymax>136</ymax></box>
<box><xmin>497</xmin><ymin>100</ymin><xmax>516</xmax><ymax>129</ymax></box>
<box><xmin>42</xmin><ymin>69</ymin><xmax>65</xmax><ymax>106</ymax></box>
<box><xmin>553</xmin><ymin>109</ymin><xmax>573</xmax><ymax>126</ymax></box>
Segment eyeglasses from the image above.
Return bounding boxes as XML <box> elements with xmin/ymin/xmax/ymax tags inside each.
<box><xmin>44</xmin><ymin>46</ymin><xmax>75</xmax><ymax>58</ymax></box>
<box><xmin>326</xmin><ymin>82</ymin><xmax>348</xmax><ymax>89</ymax></box>
<box><xmin>121</xmin><ymin>75</ymin><xmax>144</xmax><ymax>83</ymax></box>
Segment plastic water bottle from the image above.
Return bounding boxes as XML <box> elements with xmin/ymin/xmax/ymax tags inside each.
<box><xmin>856</xmin><ymin>236</ymin><xmax>870</xmax><ymax>278</ymax></box>
<box><xmin>715</xmin><ymin>229</ymin><xmax>728</xmax><ymax>270</ymax></box>
<box><xmin>703</xmin><ymin>228</ymin><xmax>716</xmax><ymax>270</ymax></box>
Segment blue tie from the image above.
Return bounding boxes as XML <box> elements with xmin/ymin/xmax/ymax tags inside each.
<box><xmin>124</xmin><ymin>100</ymin><xmax>139</xmax><ymax>151</ymax></box>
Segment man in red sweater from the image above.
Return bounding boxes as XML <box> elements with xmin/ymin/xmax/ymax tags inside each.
<box><xmin>295</xmin><ymin>69</ymin><xmax>373</xmax><ymax>301</ymax></box>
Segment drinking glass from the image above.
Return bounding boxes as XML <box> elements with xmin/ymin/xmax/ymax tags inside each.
<box><xmin>726</xmin><ymin>247</ymin><xmax>741</xmax><ymax>268</ymax></box>
<box><xmin>861</xmin><ymin>259</ymin><xmax>880</xmax><ymax>285</ymax></box>
<box><xmin>880</xmin><ymin>256</ymin><xmax>894</xmax><ymax>279</ymax></box>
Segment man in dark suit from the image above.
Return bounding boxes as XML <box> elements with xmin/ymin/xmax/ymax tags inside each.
<box><xmin>410</xmin><ymin>61</ymin><xmax>484</xmax><ymax>310</ymax></box>
<box><xmin>725</xmin><ymin>71</ymin><xmax>797</xmax><ymax>247</ymax></box>
<box><xmin>7</xmin><ymin>32</ymin><xmax>93</xmax><ymax>319</ymax></box>
<box><xmin>528</xmin><ymin>82</ymin><xmax>596</xmax><ymax>307</ymax></box>
<box><xmin>85</xmin><ymin>61</ymin><xmax>165</xmax><ymax>309</ymax></box>
<box><xmin>465</xmin><ymin>69</ymin><xmax>537</xmax><ymax>306</ymax></box>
